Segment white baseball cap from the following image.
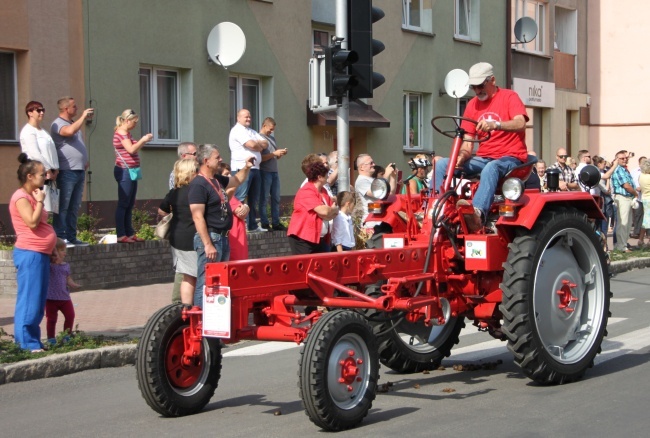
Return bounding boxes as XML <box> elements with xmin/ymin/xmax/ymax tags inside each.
<box><xmin>467</xmin><ymin>62</ymin><xmax>494</xmax><ymax>86</ymax></box>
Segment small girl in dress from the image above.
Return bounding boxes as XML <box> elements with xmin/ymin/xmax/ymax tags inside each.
<box><xmin>46</xmin><ymin>238</ymin><xmax>81</xmax><ymax>343</ymax></box>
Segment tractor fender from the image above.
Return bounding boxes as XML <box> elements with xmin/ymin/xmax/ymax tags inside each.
<box><xmin>497</xmin><ymin>191</ymin><xmax>604</xmax><ymax>230</ymax></box>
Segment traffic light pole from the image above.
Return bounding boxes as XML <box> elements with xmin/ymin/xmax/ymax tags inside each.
<box><xmin>336</xmin><ymin>0</ymin><xmax>351</xmax><ymax>193</ymax></box>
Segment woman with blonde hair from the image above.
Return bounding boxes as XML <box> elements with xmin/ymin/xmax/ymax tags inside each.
<box><xmin>113</xmin><ymin>109</ymin><xmax>153</xmax><ymax>243</ymax></box>
<box><xmin>158</xmin><ymin>159</ymin><xmax>199</xmax><ymax>305</ymax></box>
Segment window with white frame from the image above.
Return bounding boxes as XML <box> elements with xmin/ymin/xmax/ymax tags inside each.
<box><xmin>403</xmin><ymin>93</ymin><xmax>422</xmax><ymax>149</ymax></box>
<box><xmin>512</xmin><ymin>0</ymin><xmax>546</xmax><ymax>54</ymax></box>
<box><xmin>229</xmin><ymin>76</ymin><xmax>262</xmax><ymax>131</ymax></box>
<box><xmin>0</xmin><ymin>51</ymin><xmax>17</xmax><ymax>141</ymax></box>
<box><xmin>139</xmin><ymin>67</ymin><xmax>180</xmax><ymax>143</ymax></box>
<box><xmin>402</xmin><ymin>0</ymin><xmax>433</xmax><ymax>34</ymax></box>
<box><xmin>455</xmin><ymin>0</ymin><xmax>480</xmax><ymax>42</ymax></box>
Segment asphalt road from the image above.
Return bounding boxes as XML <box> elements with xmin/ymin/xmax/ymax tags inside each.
<box><xmin>1</xmin><ymin>269</ymin><xmax>649</xmax><ymax>438</ymax></box>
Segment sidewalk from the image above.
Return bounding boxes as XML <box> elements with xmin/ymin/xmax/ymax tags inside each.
<box><xmin>0</xmin><ymin>283</ymin><xmax>173</xmax><ymax>340</ymax></box>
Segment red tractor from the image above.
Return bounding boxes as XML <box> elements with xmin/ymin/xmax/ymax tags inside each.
<box><xmin>136</xmin><ymin>116</ymin><xmax>610</xmax><ymax>431</ymax></box>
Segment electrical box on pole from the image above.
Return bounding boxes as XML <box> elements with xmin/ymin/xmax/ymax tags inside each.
<box><xmin>347</xmin><ymin>0</ymin><xmax>385</xmax><ymax>99</ymax></box>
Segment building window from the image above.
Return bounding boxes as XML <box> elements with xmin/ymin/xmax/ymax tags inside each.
<box><xmin>402</xmin><ymin>0</ymin><xmax>433</xmax><ymax>34</ymax></box>
<box><xmin>0</xmin><ymin>51</ymin><xmax>17</xmax><ymax>141</ymax></box>
<box><xmin>403</xmin><ymin>93</ymin><xmax>422</xmax><ymax>149</ymax></box>
<box><xmin>229</xmin><ymin>76</ymin><xmax>262</xmax><ymax>131</ymax></box>
<box><xmin>313</xmin><ymin>29</ymin><xmax>332</xmax><ymax>55</ymax></box>
<box><xmin>457</xmin><ymin>98</ymin><xmax>470</xmax><ymax>118</ymax></box>
<box><xmin>455</xmin><ymin>0</ymin><xmax>480</xmax><ymax>42</ymax></box>
<box><xmin>512</xmin><ymin>0</ymin><xmax>546</xmax><ymax>54</ymax></box>
<box><xmin>139</xmin><ymin>67</ymin><xmax>179</xmax><ymax>143</ymax></box>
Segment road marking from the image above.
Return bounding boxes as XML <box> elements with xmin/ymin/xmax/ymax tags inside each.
<box><xmin>611</xmin><ymin>298</ymin><xmax>634</xmax><ymax>303</ymax></box>
<box><xmin>223</xmin><ymin>319</ymin><xmax>630</xmax><ymax>359</ymax></box>
<box><xmin>595</xmin><ymin>326</ymin><xmax>650</xmax><ymax>365</ymax></box>
<box><xmin>223</xmin><ymin>341</ymin><xmax>300</xmax><ymax>357</ymax></box>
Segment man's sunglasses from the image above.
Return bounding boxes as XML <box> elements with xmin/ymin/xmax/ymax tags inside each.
<box><xmin>32</xmin><ymin>108</ymin><xmax>45</xmax><ymax>114</ymax></box>
<box><xmin>558</xmin><ymin>155</ymin><xmax>569</xmax><ymax>158</ymax></box>
<box><xmin>470</xmin><ymin>77</ymin><xmax>491</xmax><ymax>90</ymax></box>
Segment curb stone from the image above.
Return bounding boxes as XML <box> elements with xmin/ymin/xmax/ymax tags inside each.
<box><xmin>0</xmin><ymin>257</ymin><xmax>647</xmax><ymax>385</ymax></box>
<box><xmin>0</xmin><ymin>344</ymin><xmax>137</xmax><ymax>385</ymax></box>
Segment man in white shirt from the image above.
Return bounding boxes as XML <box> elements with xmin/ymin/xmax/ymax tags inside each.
<box><xmin>354</xmin><ymin>154</ymin><xmax>396</xmax><ymax>230</ymax></box>
<box><xmin>229</xmin><ymin>109</ymin><xmax>268</xmax><ymax>232</ymax></box>
<box><xmin>574</xmin><ymin>149</ymin><xmax>595</xmax><ymax>193</ymax></box>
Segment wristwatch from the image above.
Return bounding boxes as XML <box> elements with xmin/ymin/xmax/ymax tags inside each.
<box><xmin>494</xmin><ymin>121</ymin><xmax>502</xmax><ymax>131</ymax></box>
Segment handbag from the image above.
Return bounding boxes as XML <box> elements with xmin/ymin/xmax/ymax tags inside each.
<box><xmin>128</xmin><ymin>167</ymin><xmax>143</xmax><ymax>181</ymax></box>
<box><xmin>43</xmin><ymin>181</ymin><xmax>60</xmax><ymax>214</ymax></box>
<box><xmin>155</xmin><ymin>213</ymin><xmax>173</xmax><ymax>239</ymax></box>
<box><xmin>114</xmin><ymin>139</ymin><xmax>143</xmax><ymax>181</ymax></box>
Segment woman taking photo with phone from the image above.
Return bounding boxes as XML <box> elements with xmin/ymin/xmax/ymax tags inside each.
<box><xmin>113</xmin><ymin>109</ymin><xmax>153</xmax><ymax>243</ymax></box>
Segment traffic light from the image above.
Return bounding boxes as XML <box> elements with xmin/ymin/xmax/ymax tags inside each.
<box><xmin>347</xmin><ymin>0</ymin><xmax>385</xmax><ymax>99</ymax></box>
<box><xmin>325</xmin><ymin>42</ymin><xmax>359</xmax><ymax>100</ymax></box>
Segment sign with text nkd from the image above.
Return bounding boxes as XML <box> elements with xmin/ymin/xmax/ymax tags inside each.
<box><xmin>513</xmin><ymin>78</ymin><xmax>555</xmax><ymax>108</ymax></box>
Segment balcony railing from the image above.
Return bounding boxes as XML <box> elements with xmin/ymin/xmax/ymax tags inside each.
<box><xmin>554</xmin><ymin>51</ymin><xmax>576</xmax><ymax>89</ymax></box>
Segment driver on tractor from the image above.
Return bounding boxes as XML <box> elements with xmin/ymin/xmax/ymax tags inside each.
<box><xmin>433</xmin><ymin>62</ymin><xmax>529</xmax><ymax>233</ymax></box>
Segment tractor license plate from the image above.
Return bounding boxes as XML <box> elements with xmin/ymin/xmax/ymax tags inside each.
<box><xmin>464</xmin><ymin>235</ymin><xmax>508</xmax><ymax>271</ymax></box>
<box><xmin>202</xmin><ymin>286</ymin><xmax>231</xmax><ymax>338</ymax></box>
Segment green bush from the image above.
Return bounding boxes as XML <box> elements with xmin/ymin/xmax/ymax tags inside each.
<box><xmin>137</xmin><ymin>223</ymin><xmax>156</xmax><ymax>241</ymax></box>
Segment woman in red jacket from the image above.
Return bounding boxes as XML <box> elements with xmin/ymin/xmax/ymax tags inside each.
<box><xmin>287</xmin><ymin>161</ymin><xmax>339</xmax><ymax>254</ymax></box>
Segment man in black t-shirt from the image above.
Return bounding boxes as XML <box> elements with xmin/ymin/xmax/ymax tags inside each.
<box><xmin>189</xmin><ymin>143</ymin><xmax>253</xmax><ymax>306</ymax></box>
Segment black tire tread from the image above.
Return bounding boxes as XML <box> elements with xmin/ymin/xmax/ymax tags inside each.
<box><xmin>500</xmin><ymin>206</ymin><xmax>610</xmax><ymax>385</ymax></box>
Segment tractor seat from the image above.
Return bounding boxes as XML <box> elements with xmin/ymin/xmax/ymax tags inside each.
<box><xmin>502</xmin><ymin>154</ymin><xmax>538</xmax><ymax>182</ymax></box>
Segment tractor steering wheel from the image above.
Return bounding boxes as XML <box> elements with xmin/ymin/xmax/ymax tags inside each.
<box><xmin>431</xmin><ymin>115</ymin><xmax>491</xmax><ymax>143</ymax></box>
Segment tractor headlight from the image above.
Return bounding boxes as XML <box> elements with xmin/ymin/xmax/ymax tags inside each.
<box><xmin>371</xmin><ymin>178</ymin><xmax>390</xmax><ymax>200</ymax></box>
<box><xmin>502</xmin><ymin>178</ymin><xmax>524</xmax><ymax>201</ymax></box>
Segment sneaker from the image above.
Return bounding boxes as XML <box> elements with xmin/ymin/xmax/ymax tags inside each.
<box><xmin>260</xmin><ymin>224</ymin><xmax>271</xmax><ymax>231</ymax></box>
<box><xmin>69</xmin><ymin>239</ymin><xmax>89</xmax><ymax>246</ymax></box>
<box><xmin>47</xmin><ymin>338</ymin><xmax>57</xmax><ymax>345</ymax></box>
<box><xmin>63</xmin><ymin>239</ymin><xmax>76</xmax><ymax>248</ymax></box>
<box><xmin>272</xmin><ymin>223</ymin><xmax>287</xmax><ymax>231</ymax></box>
<box><xmin>247</xmin><ymin>226</ymin><xmax>268</xmax><ymax>233</ymax></box>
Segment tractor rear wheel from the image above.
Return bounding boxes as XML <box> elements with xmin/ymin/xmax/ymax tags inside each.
<box><xmin>500</xmin><ymin>207</ymin><xmax>610</xmax><ymax>384</ymax></box>
<box><xmin>136</xmin><ymin>304</ymin><xmax>222</xmax><ymax>416</ymax></box>
<box><xmin>367</xmin><ymin>286</ymin><xmax>465</xmax><ymax>373</ymax></box>
<box><xmin>298</xmin><ymin>309</ymin><xmax>379</xmax><ymax>431</ymax></box>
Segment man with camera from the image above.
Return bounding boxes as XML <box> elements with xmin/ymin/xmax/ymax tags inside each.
<box><xmin>354</xmin><ymin>154</ymin><xmax>397</xmax><ymax>230</ymax></box>
<box><xmin>50</xmin><ymin>96</ymin><xmax>94</xmax><ymax>246</ymax></box>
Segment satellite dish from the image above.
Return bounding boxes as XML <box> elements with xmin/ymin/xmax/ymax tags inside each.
<box><xmin>514</xmin><ymin>17</ymin><xmax>538</xmax><ymax>44</ymax></box>
<box><xmin>444</xmin><ymin>69</ymin><xmax>469</xmax><ymax>98</ymax></box>
<box><xmin>207</xmin><ymin>22</ymin><xmax>246</xmax><ymax>69</ymax></box>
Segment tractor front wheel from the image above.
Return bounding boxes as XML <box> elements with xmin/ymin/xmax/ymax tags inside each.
<box><xmin>298</xmin><ymin>309</ymin><xmax>379</xmax><ymax>431</ymax></box>
<box><xmin>500</xmin><ymin>207</ymin><xmax>610</xmax><ymax>384</ymax></box>
<box><xmin>136</xmin><ymin>304</ymin><xmax>222</xmax><ymax>416</ymax></box>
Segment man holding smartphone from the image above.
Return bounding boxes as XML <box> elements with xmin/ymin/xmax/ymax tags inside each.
<box><xmin>258</xmin><ymin>117</ymin><xmax>288</xmax><ymax>231</ymax></box>
<box><xmin>50</xmin><ymin>96</ymin><xmax>93</xmax><ymax>246</ymax></box>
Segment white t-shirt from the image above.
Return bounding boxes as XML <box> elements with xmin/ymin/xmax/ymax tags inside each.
<box><xmin>354</xmin><ymin>174</ymin><xmax>380</xmax><ymax>228</ymax></box>
<box><xmin>20</xmin><ymin>123</ymin><xmax>59</xmax><ymax>171</ymax></box>
<box><xmin>332</xmin><ymin>210</ymin><xmax>355</xmax><ymax>249</ymax></box>
<box><xmin>229</xmin><ymin>123</ymin><xmax>263</xmax><ymax>170</ymax></box>
<box><xmin>575</xmin><ymin>162</ymin><xmax>599</xmax><ymax>195</ymax></box>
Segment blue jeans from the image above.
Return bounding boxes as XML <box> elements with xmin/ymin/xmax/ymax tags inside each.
<box><xmin>53</xmin><ymin>170</ymin><xmax>85</xmax><ymax>241</ymax></box>
<box><xmin>193</xmin><ymin>232</ymin><xmax>230</xmax><ymax>306</ymax></box>
<box><xmin>234</xmin><ymin>168</ymin><xmax>250</xmax><ymax>202</ymax></box>
<box><xmin>245</xmin><ymin>169</ymin><xmax>262</xmax><ymax>231</ymax></box>
<box><xmin>434</xmin><ymin>156</ymin><xmax>522</xmax><ymax>217</ymax></box>
<box><xmin>13</xmin><ymin>248</ymin><xmax>50</xmax><ymax>350</ymax></box>
<box><xmin>259</xmin><ymin>170</ymin><xmax>281</xmax><ymax>226</ymax></box>
<box><xmin>114</xmin><ymin>166</ymin><xmax>138</xmax><ymax>237</ymax></box>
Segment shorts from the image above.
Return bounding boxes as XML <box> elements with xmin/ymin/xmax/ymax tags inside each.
<box><xmin>172</xmin><ymin>247</ymin><xmax>198</xmax><ymax>277</ymax></box>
